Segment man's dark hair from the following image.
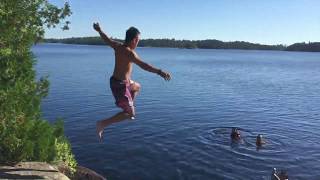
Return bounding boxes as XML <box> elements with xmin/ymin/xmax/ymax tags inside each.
<box><xmin>125</xmin><ymin>27</ymin><xmax>140</xmax><ymax>44</ymax></box>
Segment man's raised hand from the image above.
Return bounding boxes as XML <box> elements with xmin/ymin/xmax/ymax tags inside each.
<box><xmin>93</xmin><ymin>22</ymin><xmax>101</xmax><ymax>32</ymax></box>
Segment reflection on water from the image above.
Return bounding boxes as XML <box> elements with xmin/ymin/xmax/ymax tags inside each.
<box><xmin>33</xmin><ymin>43</ymin><xmax>320</xmax><ymax>179</ymax></box>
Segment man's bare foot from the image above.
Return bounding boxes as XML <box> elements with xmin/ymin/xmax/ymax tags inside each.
<box><xmin>96</xmin><ymin>121</ymin><xmax>104</xmax><ymax>142</ymax></box>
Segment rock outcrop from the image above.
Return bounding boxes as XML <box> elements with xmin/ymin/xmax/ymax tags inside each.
<box><xmin>0</xmin><ymin>162</ymin><xmax>69</xmax><ymax>179</ymax></box>
<box><xmin>0</xmin><ymin>162</ymin><xmax>107</xmax><ymax>180</ymax></box>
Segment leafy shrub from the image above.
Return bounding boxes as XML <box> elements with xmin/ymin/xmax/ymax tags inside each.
<box><xmin>0</xmin><ymin>0</ymin><xmax>76</xmax><ymax>172</ymax></box>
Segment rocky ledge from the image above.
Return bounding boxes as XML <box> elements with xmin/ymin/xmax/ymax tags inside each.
<box><xmin>0</xmin><ymin>162</ymin><xmax>106</xmax><ymax>180</ymax></box>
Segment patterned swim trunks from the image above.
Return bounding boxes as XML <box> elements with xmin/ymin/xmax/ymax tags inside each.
<box><xmin>110</xmin><ymin>76</ymin><xmax>134</xmax><ymax>114</ymax></box>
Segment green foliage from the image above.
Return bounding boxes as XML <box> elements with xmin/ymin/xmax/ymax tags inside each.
<box><xmin>52</xmin><ymin>119</ymin><xmax>77</xmax><ymax>173</ymax></box>
<box><xmin>0</xmin><ymin>0</ymin><xmax>76</xmax><ymax>172</ymax></box>
<box><xmin>54</xmin><ymin>137</ymin><xmax>77</xmax><ymax>173</ymax></box>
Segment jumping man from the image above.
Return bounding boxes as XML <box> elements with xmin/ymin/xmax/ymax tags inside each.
<box><xmin>93</xmin><ymin>23</ymin><xmax>171</xmax><ymax>141</ymax></box>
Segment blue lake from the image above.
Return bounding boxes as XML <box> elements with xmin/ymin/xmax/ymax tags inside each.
<box><xmin>33</xmin><ymin>43</ymin><xmax>320</xmax><ymax>179</ymax></box>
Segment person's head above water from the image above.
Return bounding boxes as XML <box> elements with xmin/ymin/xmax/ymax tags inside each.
<box><xmin>256</xmin><ymin>134</ymin><xmax>266</xmax><ymax>146</ymax></box>
<box><xmin>231</xmin><ymin>128</ymin><xmax>241</xmax><ymax>139</ymax></box>
<box><xmin>125</xmin><ymin>26</ymin><xmax>140</xmax><ymax>49</ymax></box>
<box><xmin>257</xmin><ymin>134</ymin><xmax>262</xmax><ymax>140</ymax></box>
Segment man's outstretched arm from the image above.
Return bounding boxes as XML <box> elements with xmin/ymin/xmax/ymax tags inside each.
<box><xmin>129</xmin><ymin>51</ymin><xmax>171</xmax><ymax>81</ymax></box>
<box><xmin>93</xmin><ymin>22</ymin><xmax>121</xmax><ymax>49</ymax></box>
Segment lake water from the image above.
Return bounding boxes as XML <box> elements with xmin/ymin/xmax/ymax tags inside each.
<box><xmin>33</xmin><ymin>43</ymin><xmax>320</xmax><ymax>180</ymax></box>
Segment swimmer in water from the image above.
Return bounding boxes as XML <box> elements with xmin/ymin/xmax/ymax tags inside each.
<box><xmin>278</xmin><ymin>170</ymin><xmax>289</xmax><ymax>180</ymax></box>
<box><xmin>256</xmin><ymin>134</ymin><xmax>266</xmax><ymax>147</ymax></box>
<box><xmin>271</xmin><ymin>168</ymin><xmax>289</xmax><ymax>180</ymax></box>
<box><xmin>231</xmin><ymin>128</ymin><xmax>241</xmax><ymax>140</ymax></box>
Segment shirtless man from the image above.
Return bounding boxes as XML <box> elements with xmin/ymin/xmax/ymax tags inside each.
<box><xmin>93</xmin><ymin>23</ymin><xmax>171</xmax><ymax>141</ymax></box>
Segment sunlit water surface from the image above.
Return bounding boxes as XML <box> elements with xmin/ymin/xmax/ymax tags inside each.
<box><xmin>33</xmin><ymin>43</ymin><xmax>320</xmax><ymax>179</ymax></box>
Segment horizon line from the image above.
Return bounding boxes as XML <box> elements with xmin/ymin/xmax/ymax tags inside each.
<box><xmin>44</xmin><ymin>36</ymin><xmax>320</xmax><ymax>46</ymax></box>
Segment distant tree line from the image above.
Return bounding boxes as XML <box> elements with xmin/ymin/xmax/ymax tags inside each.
<box><xmin>285</xmin><ymin>42</ymin><xmax>320</xmax><ymax>52</ymax></box>
<box><xmin>44</xmin><ymin>37</ymin><xmax>320</xmax><ymax>52</ymax></box>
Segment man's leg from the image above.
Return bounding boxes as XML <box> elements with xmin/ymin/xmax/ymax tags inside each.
<box><xmin>130</xmin><ymin>81</ymin><xmax>141</xmax><ymax>101</ymax></box>
<box><xmin>96</xmin><ymin>107</ymin><xmax>135</xmax><ymax>141</ymax></box>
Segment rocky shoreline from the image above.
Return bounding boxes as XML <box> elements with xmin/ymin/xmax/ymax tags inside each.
<box><xmin>0</xmin><ymin>162</ymin><xmax>106</xmax><ymax>180</ymax></box>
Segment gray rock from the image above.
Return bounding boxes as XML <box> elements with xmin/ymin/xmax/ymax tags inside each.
<box><xmin>0</xmin><ymin>162</ymin><xmax>69</xmax><ymax>179</ymax></box>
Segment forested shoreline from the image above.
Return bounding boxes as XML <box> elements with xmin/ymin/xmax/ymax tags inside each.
<box><xmin>45</xmin><ymin>37</ymin><xmax>320</xmax><ymax>52</ymax></box>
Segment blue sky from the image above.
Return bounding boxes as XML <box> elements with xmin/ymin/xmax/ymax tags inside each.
<box><xmin>46</xmin><ymin>0</ymin><xmax>320</xmax><ymax>45</ymax></box>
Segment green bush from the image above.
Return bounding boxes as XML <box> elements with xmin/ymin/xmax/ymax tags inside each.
<box><xmin>0</xmin><ymin>0</ymin><xmax>76</xmax><ymax>172</ymax></box>
<box><xmin>53</xmin><ymin>119</ymin><xmax>77</xmax><ymax>173</ymax></box>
